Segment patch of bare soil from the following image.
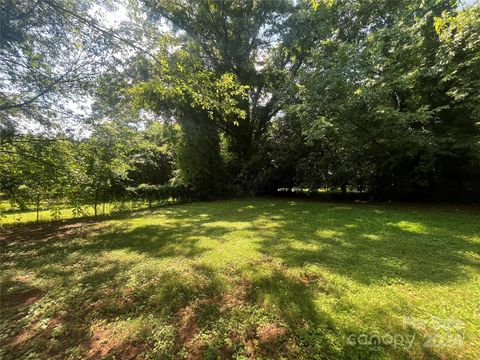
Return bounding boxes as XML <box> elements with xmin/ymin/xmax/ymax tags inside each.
<box><xmin>222</xmin><ymin>323</ymin><xmax>287</xmax><ymax>359</ymax></box>
<box><xmin>249</xmin><ymin>323</ymin><xmax>288</xmax><ymax>358</ymax></box>
<box><xmin>88</xmin><ymin>324</ymin><xmax>146</xmax><ymax>360</ymax></box>
<box><xmin>177</xmin><ymin>304</ymin><xmax>203</xmax><ymax>360</ymax></box>
<box><xmin>5</xmin><ymin>314</ymin><xmax>63</xmax><ymax>351</ymax></box>
<box><xmin>221</xmin><ymin>277</ymin><xmax>252</xmax><ymax>310</ymax></box>
<box><xmin>1</xmin><ymin>276</ymin><xmax>43</xmax><ymax>314</ymax></box>
<box><xmin>174</xmin><ymin>275</ymin><xmax>291</xmax><ymax>360</ymax></box>
<box><xmin>8</xmin><ymin>327</ymin><xmax>35</xmax><ymax>347</ymax></box>
<box><xmin>1</xmin><ymin>275</ymin><xmax>44</xmax><ymax>348</ymax></box>
<box><xmin>256</xmin><ymin>324</ymin><xmax>286</xmax><ymax>343</ymax></box>
<box><xmin>248</xmin><ymin>254</ymin><xmax>288</xmax><ymax>269</ymax></box>
<box><xmin>297</xmin><ymin>272</ymin><xmax>324</xmax><ymax>285</ymax></box>
<box><xmin>90</xmin><ymin>288</ymin><xmax>137</xmax><ymax>316</ymax></box>
<box><xmin>3</xmin><ymin>287</ymin><xmax>43</xmax><ymax>309</ymax></box>
<box><xmin>0</xmin><ymin>219</ymin><xmax>106</xmax><ymax>244</ymax></box>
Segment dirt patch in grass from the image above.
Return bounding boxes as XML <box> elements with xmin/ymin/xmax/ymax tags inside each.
<box><xmin>177</xmin><ymin>305</ymin><xmax>198</xmax><ymax>344</ymax></box>
<box><xmin>8</xmin><ymin>326</ymin><xmax>35</xmax><ymax>348</ymax></box>
<box><xmin>87</xmin><ymin>323</ymin><xmax>146</xmax><ymax>360</ymax></box>
<box><xmin>249</xmin><ymin>254</ymin><xmax>287</xmax><ymax>267</ymax></box>
<box><xmin>0</xmin><ymin>219</ymin><xmax>106</xmax><ymax>244</ymax></box>
<box><xmin>2</xmin><ymin>287</ymin><xmax>43</xmax><ymax>310</ymax></box>
<box><xmin>256</xmin><ymin>323</ymin><xmax>287</xmax><ymax>343</ymax></box>
<box><xmin>89</xmin><ymin>337</ymin><xmax>146</xmax><ymax>360</ymax></box>
<box><xmin>177</xmin><ymin>303</ymin><xmax>204</xmax><ymax>360</ymax></box>
<box><xmin>5</xmin><ymin>310</ymin><xmax>146</xmax><ymax>360</ymax></box>
<box><xmin>5</xmin><ymin>314</ymin><xmax>66</xmax><ymax>356</ymax></box>
<box><xmin>89</xmin><ymin>288</ymin><xmax>138</xmax><ymax>317</ymax></box>
<box><xmin>172</xmin><ymin>274</ymin><xmax>292</xmax><ymax>360</ymax></box>
<box><xmin>1</xmin><ymin>277</ymin><xmax>43</xmax><ymax>317</ymax></box>
<box><xmin>176</xmin><ymin>297</ymin><xmax>228</xmax><ymax>359</ymax></box>
<box><xmin>221</xmin><ymin>277</ymin><xmax>252</xmax><ymax>310</ymax></box>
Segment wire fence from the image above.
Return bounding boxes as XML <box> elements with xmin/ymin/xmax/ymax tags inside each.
<box><xmin>0</xmin><ymin>185</ymin><xmax>193</xmax><ymax>225</ymax></box>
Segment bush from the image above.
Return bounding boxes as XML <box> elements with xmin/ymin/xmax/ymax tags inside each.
<box><xmin>126</xmin><ymin>183</ymin><xmax>196</xmax><ymax>204</ymax></box>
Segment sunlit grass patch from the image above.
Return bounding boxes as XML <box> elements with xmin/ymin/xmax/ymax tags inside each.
<box><xmin>316</xmin><ymin>229</ymin><xmax>344</xmax><ymax>238</ymax></box>
<box><xmin>0</xmin><ymin>201</ymin><xmax>167</xmax><ymax>225</ymax></box>
<box><xmin>388</xmin><ymin>220</ymin><xmax>428</xmax><ymax>234</ymax></box>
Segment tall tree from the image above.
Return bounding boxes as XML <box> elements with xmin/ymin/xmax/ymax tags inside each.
<box><xmin>286</xmin><ymin>0</ymin><xmax>480</xmax><ymax>199</ymax></box>
<box><xmin>130</xmin><ymin>0</ymin><xmax>307</xmax><ymax>193</ymax></box>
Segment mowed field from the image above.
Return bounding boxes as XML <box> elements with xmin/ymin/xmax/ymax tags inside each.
<box><xmin>1</xmin><ymin>198</ymin><xmax>479</xmax><ymax>359</ymax></box>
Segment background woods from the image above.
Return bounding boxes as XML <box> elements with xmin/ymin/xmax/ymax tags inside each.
<box><xmin>1</xmin><ymin>0</ymin><xmax>480</xmax><ymax>216</ymax></box>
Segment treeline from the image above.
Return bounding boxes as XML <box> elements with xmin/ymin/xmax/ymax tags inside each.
<box><xmin>1</xmin><ymin>0</ymin><xmax>479</xmax><ymax>202</ymax></box>
<box><xmin>0</xmin><ymin>122</ymin><xmax>182</xmax><ymax>210</ymax></box>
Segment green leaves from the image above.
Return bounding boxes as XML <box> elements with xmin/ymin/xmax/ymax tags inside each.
<box><xmin>129</xmin><ymin>42</ymin><xmax>249</xmax><ymax>125</ymax></box>
<box><xmin>277</xmin><ymin>0</ymin><xmax>480</xmax><ymax>198</ymax></box>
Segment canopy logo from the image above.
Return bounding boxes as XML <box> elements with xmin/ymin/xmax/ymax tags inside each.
<box><xmin>347</xmin><ymin>331</ymin><xmax>415</xmax><ymax>351</ymax></box>
<box><xmin>347</xmin><ymin>316</ymin><xmax>464</xmax><ymax>351</ymax></box>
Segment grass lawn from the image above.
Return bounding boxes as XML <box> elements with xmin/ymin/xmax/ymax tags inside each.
<box><xmin>1</xmin><ymin>198</ymin><xmax>479</xmax><ymax>359</ymax></box>
<box><xmin>0</xmin><ymin>200</ymin><xmax>162</xmax><ymax>224</ymax></box>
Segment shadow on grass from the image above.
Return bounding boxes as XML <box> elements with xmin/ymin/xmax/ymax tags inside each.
<box><xmin>1</xmin><ymin>199</ymin><xmax>478</xmax><ymax>359</ymax></box>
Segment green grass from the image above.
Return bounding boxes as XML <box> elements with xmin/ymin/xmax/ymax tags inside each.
<box><xmin>0</xmin><ymin>205</ymin><xmax>95</xmax><ymax>224</ymax></box>
<box><xmin>1</xmin><ymin>198</ymin><xmax>479</xmax><ymax>359</ymax></box>
<box><xmin>0</xmin><ymin>200</ymin><xmax>167</xmax><ymax>224</ymax></box>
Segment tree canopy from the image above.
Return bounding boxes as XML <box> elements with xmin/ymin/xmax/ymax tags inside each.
<box><xmin>1</xmin><ymin>0</ymin><xmax>479</xmax><ymax>202</ymax></box>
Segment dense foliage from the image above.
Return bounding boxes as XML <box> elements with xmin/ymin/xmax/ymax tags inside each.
<box><xmin>1</xmin><ymin>0</ymin><xmax>479</xmax><ymax>203</ymax></box>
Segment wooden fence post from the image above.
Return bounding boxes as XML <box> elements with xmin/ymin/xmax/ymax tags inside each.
<box><xmin>94</xmin><ymin>186</ymin><xmax>99</xmax><ymax>217</ymax></box>
<box><xmin>36</xmin><ymin>193</ymin><xmax>40</xmax><ymax>223</ymax></box>
<box><xmin>102</xmin><ymin>190</ymin><xmax>106</xmax><ymax>215</ymax></box>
